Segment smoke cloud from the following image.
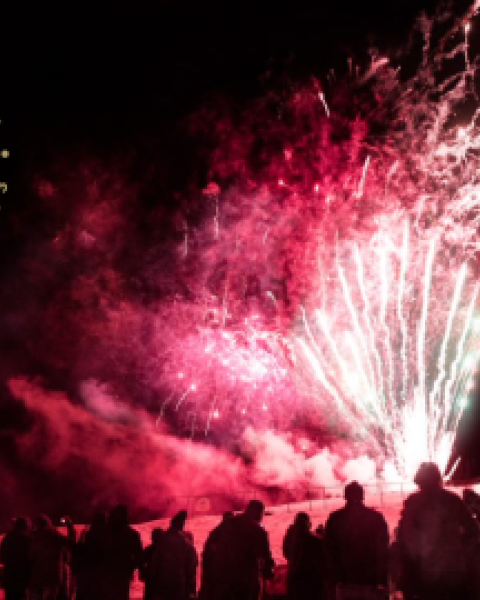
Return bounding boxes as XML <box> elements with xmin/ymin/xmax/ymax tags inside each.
<box><xmin>0</xmin><ymin>377</ymin><xmax>382</xmax><ymax>528</ymax></box>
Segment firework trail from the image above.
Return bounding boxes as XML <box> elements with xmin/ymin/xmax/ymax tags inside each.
<box><xmin>296</xmin><ymin>221</ymin><xmax>480</xmax><ymax>477</ymax></box>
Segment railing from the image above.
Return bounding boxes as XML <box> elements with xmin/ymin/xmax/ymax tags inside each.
<box><xmin>152</xmin><ymin>481</ymin><xmax>418</xmax><ymax>518</ymax></box>
<box><xmin>153</xmin><ymin>480</ymin><xmax>475</xmax><ymax>519</ymax></box>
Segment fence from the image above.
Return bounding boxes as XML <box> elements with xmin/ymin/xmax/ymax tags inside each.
<box><xmin>153</xmin><ymin>480</ymin><xmax>423</xmax><ymax>519</ymax></box>
<box><xmin>154</xmin><ymin>480</ymin><xmax>477</xmax><ymax>519</ymax></box>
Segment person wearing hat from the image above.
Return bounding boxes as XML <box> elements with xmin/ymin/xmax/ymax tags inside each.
<box><xmin>397</xmin><ymin>462</ymin><xmax>479</xmax><ymax>600</ymax></box>
<box><xmin>211</xmin><ymin>499</ymin><xmax>275</xmax><ymax>600</ymax></box>
<box><xmin>325</xmin><ymin>481</ymin><xmax>389</xmax><ymax>600</ymax></box>
<box><xmin>149</xmin><ymin>510</ymin><xmax>197</xmax><ymax>600</ymax></box>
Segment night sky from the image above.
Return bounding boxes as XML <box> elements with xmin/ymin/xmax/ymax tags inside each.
<box><xmin>2</xmin><ymin>0</ymin><xmax>480</xmax><ymax>527</ymax></box>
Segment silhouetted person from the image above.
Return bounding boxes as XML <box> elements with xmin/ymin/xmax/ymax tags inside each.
<box><xmin>74</xmin><ymin>511</ymin><xmax>108</xmax><ymax>600</ymax></box>
<box><xmin>397</xmin><ymin>462</ymin><xmax>479</xmax><ymax>600</ymax></box>
<box><xmin>325</xmin><ymin>481</ymin><xmax>389</xmax><ymax>600</ymax></box>
<box><xmin>150</xmin><ymin>510</ymin><xmax>197</xmax><ymax>600</ymax></box>
<box><xmin>199</xmin><ymin>511</ymin><xmax>234</xmax><ymax>600</ymax></box>
<box><xmin>212</xmin><ymin>499</ymin><xmax>275</xmax><ymax>600</ymax></box>
<box><xmin>102</xmin><ymin>504</ymin><xmax>143</xmax><ymax>600</ymax></box>
<box><xmin>283</xmin><ymin>512</ymin><xmax>327</xmax><ymax>600</ymax></box>
<box><xmin>0</xmin><ymin>517</ymin><xmax>31</xmax><ymax>600</ymax></box>
<box><xmin>140</xmin><ymin>528</ymin><xmax>164</xmax><ymax>600</ymax></box>
<box><xmin>28</xmin><ymin>514</ymin><xmax>76</xmax><ymax>600</ymax></box>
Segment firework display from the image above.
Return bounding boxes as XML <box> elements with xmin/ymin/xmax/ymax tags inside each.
<box><xmin>147</xmin><ymin>5</ymin><xmax>480</xmax><ymax>478</ymax></box>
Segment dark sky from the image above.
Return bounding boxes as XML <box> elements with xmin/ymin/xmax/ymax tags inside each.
<box><xmin>10</xmin><ymin>1</ymin><xmax>453</xmax><ymax>134</ymax></box>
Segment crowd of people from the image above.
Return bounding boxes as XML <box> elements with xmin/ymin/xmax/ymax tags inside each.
<box><xmin>1</xmin><ymin>462</ymin><xmax>480</xmax><ymax>600</ymax></box>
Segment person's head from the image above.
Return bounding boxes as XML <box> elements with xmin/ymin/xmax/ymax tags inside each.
<box><xmin>91</xmin><ymin>511</ymin><xmax>107</xmax><ymax>530</ymax></box>
<box><xmin>222</xmin><ymin>510</ymin><xmax>234</xmax><ymax>522</ymax></box>
<box><xmin>294</xmin><ymin>512</ymin><xmax>311</xmax><ymax>531</ymax></box>
<box><xmin>170</xmin><ymin>510</ymin><xmax>188</xmax><ymax>532</ymax></box>
<box><xmin>184</xmin><ymin>531</ymin><xmax>194</xmax><ymax>545</ymax></box>
<box><xmin>245</xmin><ymin>499</ymin><xmax>265</xmax><ymax>523</ymax></box>
<box><xmin>345</xmin><ymin>481</ymin><xmax>364</xmax><ymax>505</ymax></box>
<box><xmin>151</xmin><ymin>527</ymin><xmax>164</xmax><ymax>545</ymax></box>
<box><xmin>414</xmin><ymin>462</ymin><xmax>442</xmax><ymax>491</ymax></box>
<box><xmin>34</xmin><ymin>514</ymin><xmax>52</xmax><ymax>531</ymax></box>
<box><xmin>109</xmin><ymin>504</ymin><xmax>129</xmax><ymax>529</ymax></box>
<box><xmin>13</xmin><ymin>516</ymin><xmax>30</xmax><ymax>533</ymax></box>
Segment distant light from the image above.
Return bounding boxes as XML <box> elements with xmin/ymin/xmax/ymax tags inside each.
<box><xmin>314</xmin><ymin>183</ymin><xmax>320</xmax><ymax>193</ymax></box>
<box><xmin>190</xmin><ymin>383</ymin><xmax>197</xmax><ymax>391</ymax></box>
<box><xmin>178</xmin><ymin>372</ymin><xmax>184</xmax><ymax>379</ymax></box>
<box><xmin>465</xmin><ymin>22</ymin><xmax>471</xmax><ymax>33</ymax></box>
<box><xmin>241</xmin><ymin>408</ymin><xmax>246</xmax><ymax>415</ymax></box>
<box><xmin>278</xmin><ymin>179</ymin><xmax>285</xmax><ymax>187</ymax></box>
<box><xmin>213</xmin><ymin>409</ymin><xmax>220</xmax><ymax>419</ymax></box>
<box><xmin>262</xmin><ymin>404</ymin><xmax>268</xmax><ymax>411</ymax></box>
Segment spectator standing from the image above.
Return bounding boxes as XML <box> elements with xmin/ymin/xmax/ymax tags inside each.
<box><xmin>74</xmin><ymin>511</ymin><xmax>107</xmax><ymax>600</ymax></box>
<box><xmin>397</xmin><ymin>462</ymin><xmax>479</xmax><ymax>600</ymax></box>
<box><xmin>198</xmin><ymin>511</ymin><xmax>233</xmax><ymax>600</ymax></box>
<box><xmin>150</xmin><ymin>510</ymin><xmax>196</xmax><ymax>600</ymax></box>
<box><xmin>101</xmin><ymin>504</ymin><xmax>143</xmax><ymax>600</ymax></box>
<box><xmin>0</xmin><ymin>517</ymin><xmax>31</xmax><ymax>600</ymax></box>
<box><xmin>212</xmin><ymin>499</ymin><xmax>275</xmax><ymax>600</ymax></box>
<box><xmin>325</xmin><ymin>481</ymin><xmax>389</xmax><ymax>600</ymax></box>
<box><xmin>283</xmin><ymin>512</ymin><xmax>328</xmax><ymax>600</ymax></box>
<box><xmin>28</xmin><ymin>514</ymin><xmax>76</xmax><ymax>600</ymax></box>
<box><xmin>140</xmin><ymin>528</ymin><xmax>164</xmax><ymax>600</ymax></box>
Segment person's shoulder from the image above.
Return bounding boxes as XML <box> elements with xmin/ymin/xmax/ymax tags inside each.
<box><xmin>441</xmin><ymin>487</ymin><xmax>463</xmax><ymax>500</ymax></box>
<box><xmin>441</xmin><ymin>488</ymin><xmax>470</xmax><ymax>509</ymax></box>
<box><xmin>365</xmin><ymin>505</ymin><xmax>387</xmax><ymax>520</ymax></box>
<box><xmin>327</xmin><ymin>506</ymin><xmax>346</xmax><ymax>522</ymax></box>
<box><xmin>403</xmin><ymin>490</ymin><xmax>423</xmax><ymax>507</ymax></box>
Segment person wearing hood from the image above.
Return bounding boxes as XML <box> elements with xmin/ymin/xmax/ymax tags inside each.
<box><xmin>397</xmin><ymin>462</ymin><xmax>479</xmax><ymax>600</ymax></box>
